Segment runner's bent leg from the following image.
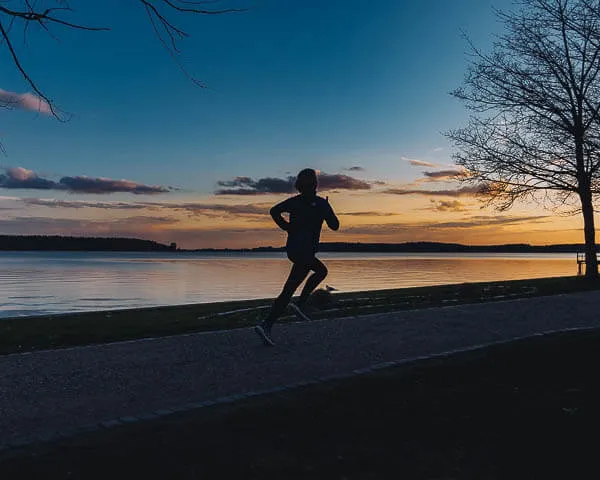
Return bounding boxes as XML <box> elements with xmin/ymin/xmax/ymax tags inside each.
<box><xmin>298</xmin><ymin>257</ymin><xmax>328</xmax><ymax>306</ymax></box>
<box><xmin>263</xmin><ymin>262</ymin><xmax>310</xmax><ymax>329</ymax></box>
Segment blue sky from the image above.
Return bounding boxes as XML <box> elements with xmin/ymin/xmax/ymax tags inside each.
<box><xmin>3</xmin><ymin>0</ymin><xmax>575</xmax><ymax>248</ymax></box>
<box><xmin>1</xmin><ymin>0</ymin><xmax>509</xmax><ymax>188</ymax></box>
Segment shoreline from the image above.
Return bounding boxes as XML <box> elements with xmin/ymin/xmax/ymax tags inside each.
<box><xmin>1</xmin><ymin>275</ymin><xmax>599</xmax><ymax>355</ymax></box>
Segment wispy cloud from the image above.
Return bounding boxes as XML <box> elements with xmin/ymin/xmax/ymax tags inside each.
<box><xmin>165</xmin><ymin>202</ymin><xmax>269</xmax><ymax>217</ymax></box>
<box><xmin>402</xmin><ymin>157</ymin><xmax>439</xmax><ymax>168</ymax></box>
<box><xmin>108</xmin><ymin>216</ymin><xmax>177</xmax><ymax>226</ymax></box>
<box><xmin>339</xmin><ymin>211</ymin><xmax>400</xmax><ymax>217</ymax></box>
<box><xmin>0</xmin><ymin>89</ymin><xmax>52</xmax><ymax>114</ymax></box>
<box><xmin>215</xmin><ymin>172</ymin><xmax>372</xmax><ymax>195</ymax></box>
<box><xmin>21</xmin><ymin>197</ymin><xmax>409</xmax><ymax>221</ymax></box>
<box><xmin>0</xmin><ymin>215</ymin><xmax>179</xmax><ymax>236</ymax></box>
<box><xmin>341</xmin><ymin>215</ymin><xmax>550</xmax><ymax>235</ymax></box>
<box><xmin>21</xmin><ymin>197</ymin><xmax>270</xmax><ymax>218</ymax></box>
<box><xmin>0</xmin><ymin>167</ymin><xmax>172</xmax><ymax>194</ymax></box>
<box><xmin>430</xmin><ymin>215</ymin><xmax>550</xmax><ymax>229</ymax></box>
<box><xmin>21</xmin><ymin>198</ymin><xmax>151</xmax><ymax>210</ymax></box>
<box><xmin>384</xmin><ymin>185</ymin><xmax>485</xmax><ymax>197</ymax></box>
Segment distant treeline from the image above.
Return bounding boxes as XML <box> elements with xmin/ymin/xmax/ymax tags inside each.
<box><xmin>0</xmin><ymin>236</ymin><xmax>592</xmax><ymax>253</ymax></box>
<box><xmin>0</xmin><ymin>235</ymin><xmax>175</xmax><ymax>251</ymax></box>
<box><xmin>317</xmin><ymin>242</ymin><xmax>591</xmax><ymax>253</ymax></box>
<box><xmin>192</xmin><ymin>241</ymin><xmax>592</xmax><ymax>253</ymax></box>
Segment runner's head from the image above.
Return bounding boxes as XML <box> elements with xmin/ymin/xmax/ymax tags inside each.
<box><xmin>295</xmin><ymin>168</ymin><xmax>318</xmax><ymax>195</ymax></box>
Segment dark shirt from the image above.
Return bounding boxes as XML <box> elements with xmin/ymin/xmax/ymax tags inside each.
<box><xmin>271</xmin><ymin>194</ymin><xmax>339</xmax><ymax>258</ymax></box>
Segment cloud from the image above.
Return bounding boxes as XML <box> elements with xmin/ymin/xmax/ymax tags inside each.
<box><xmin>384</xmin><ymin>185</ymin><xmax>485</xmax><ymax>197</ymax></box>
<box><xmin>422</xmin><ymin>169</ymin><xmax>466</xmax><ymax>181</ymax></box>
<box><xmin>59</xmin><ymin>176</ymin><xmax>170</xmax><ymax>194</ymax></box>
<box><xmin>402</xmin><ymin>157</ymin><xmax>439</xmax><ymax>168</ymax></box>
<box><xmin>428</xmin><ymin>200</ymin><xmax>468</xmax><ymax>212</ymax></box>
<box><xmin>215</xmin><ymin>172</ymin><xmax>372</xmax><ymax>195</ymax></box>
<box><xmin>216</xmin><ymin>176</ymin><xmax>295</xmax><ymax>195</ymax></box>
<box><xmin>0</xmin><ymin>167</ymin><xmax>58</xmax><ymax>189</ymax></box>
<box><xmin>0</xmin><ymin>167</ymin><xmax>172</xmax><ymax>194</ymax></box>
<box><xmin>8</xmin><ymin>167</ymin><xmax>35</xmax><ymax>181</ymax></box>
<box><xmin>216</xmin><ymin>176</ymin><xmax>254</xmax><ymax>188</ymax></box>
<box><xmin>317</xmin><ymin>173</ymin><xmax>371</xmax><ymax>191</ymax></box>
<box><xmin>0</xmin><ymin>89</ymin><xmax>52</xmax><ymax>114</ymax></box>
<box><xmin>345</xmin><ymin>166</ymin><xmax>365</xmax><ymax>172</ymax></box>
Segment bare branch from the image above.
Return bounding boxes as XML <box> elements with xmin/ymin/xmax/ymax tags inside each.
<box><xmin>0</xmin><ymin>0</ymin><xmax>246</xmax><ymax>148</ymax></box>
<box><xmin>138</xmin><ymin>0</ymin><xmax>248</xmax><ymax>88</ymax></box>
<box><xmin>0</xmin><ymin>18</ymin><xmax>60</xmax><ymax>118</ymax></box>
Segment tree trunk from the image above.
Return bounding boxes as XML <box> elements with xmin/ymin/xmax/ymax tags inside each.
<box><xmin>579</xmin><ymin>188</ymin><xmax>598</xmax><ymax>278</ymax></box>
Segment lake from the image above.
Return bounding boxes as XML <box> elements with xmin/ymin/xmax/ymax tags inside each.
<box><xmin>0</xmin><ymin>251</ymin><xmax>580</xmax><ymax>318</ymax></box>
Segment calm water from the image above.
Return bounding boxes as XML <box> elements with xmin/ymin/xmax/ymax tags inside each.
<box><xmin>0</xmin><ymin>251</ymin><xmax>579</xmax><ymax>318</ymax></box>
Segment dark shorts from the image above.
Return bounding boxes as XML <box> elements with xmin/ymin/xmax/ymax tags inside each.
<box><xmin>286</xmin><ymin>249</ymin><xmax>316</xmax><ymax>266</ymax></box>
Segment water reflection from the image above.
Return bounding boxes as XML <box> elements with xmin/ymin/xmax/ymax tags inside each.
<box><xmin>0</xmin><ymin>252</ymin><xmax>578</xmax><ymax>317</ymax></box>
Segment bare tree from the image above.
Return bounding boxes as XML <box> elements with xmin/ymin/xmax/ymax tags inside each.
<box><xmin>0</xmin><ymin>1</ymin><xmax>246</xmax><ymax>118</ymax></box>
<box><xmin>447</xmin><ymin>0</ymin><xmax>600</xmax><ymax>278</ymax></box>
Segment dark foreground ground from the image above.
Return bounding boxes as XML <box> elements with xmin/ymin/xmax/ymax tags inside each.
<box><xmin>2</xmin><ymin>329</ymin><xmax>599</xmax><ymax>479</ymax></box>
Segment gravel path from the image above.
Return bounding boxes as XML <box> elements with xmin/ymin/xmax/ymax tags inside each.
<box><xmin>2</xmin><ymin>290</ymin><xmax>600</xmax><ymax>448</ymax></box>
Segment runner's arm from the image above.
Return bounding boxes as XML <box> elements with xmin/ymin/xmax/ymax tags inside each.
<box><xmin>270</xmin><ymin>199</ymin><xmax>292</xmax><ymax>231</ymax></box>
<box><xmin>324</xmin><ymin>197</ymin><xmax>340</xmax><ymax>231</ymax></box>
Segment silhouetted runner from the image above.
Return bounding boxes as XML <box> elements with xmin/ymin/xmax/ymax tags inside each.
<box><xmin>254</xmin><ymin>168</ymin><xmax>340</xmax><ymax>346</ymax></box>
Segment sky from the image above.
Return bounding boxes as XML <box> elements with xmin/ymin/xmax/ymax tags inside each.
<box><xmin>0</xmin><ymin>0</ymin><xmax>589</xmax><ymax>248</ymax></box>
